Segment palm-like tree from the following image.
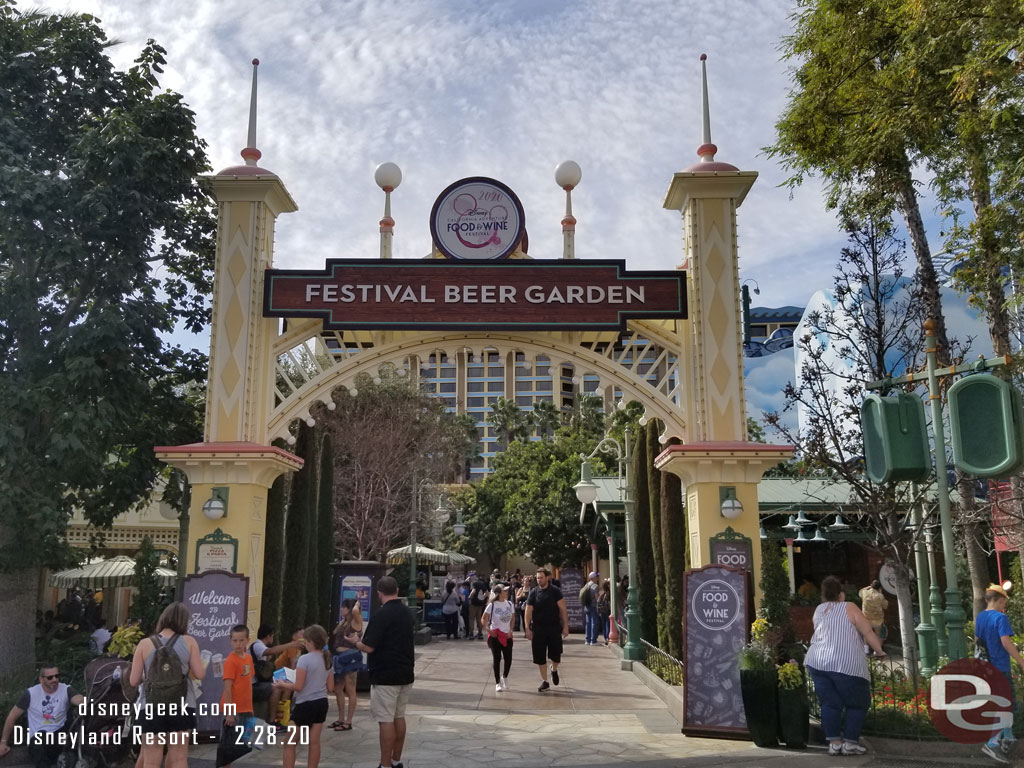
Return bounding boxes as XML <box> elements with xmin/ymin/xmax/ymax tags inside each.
<box><xmin>531</xmin><ymin>398</ymin><xmax>562</xmax><ymax>439</ymax></box>
<box><xmin>487</xmin><ymin>396</ymin><xmax>532</xmax><ymax>450</ymax></box>
<box><xmin>569</xmin><ymin>393</ymin><xmax>605</xmax><ymax>435</ymax></box>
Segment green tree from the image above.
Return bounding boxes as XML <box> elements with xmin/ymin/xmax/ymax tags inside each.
<box><xmin>0</xmin><ymin>4</ymin><xmax>215</xmax><ymax>676</ymax></box>
<box><xmin>759</xmin><ymin>539</ymin><xmax>791</xmax><ymax>633</ymax></box>
<box><xmin>131</xmin><ymin>536</ymin><xmax>163</xmax><ymax>634</ymax></box>
<box><xmin>281</xmin><ymin>422</ymin><xmax>315</xmax><ymax>634</ymax></box>
<box><xmin>479</xmin><ymin>432</ymin><xmax>605</xmax><ymax>568</ymax></box>
<box><xmin>659</xmin><ymin>436</ymin><xmax>686</xmax><ymax>658</ymax></box>
<box><xmin>487</xmin><ymin>396</ymin><xmax>532</xmax><ymax>449</ymax></box>
<box><xmin>531</xmin><ymin>398</ymin><xmax>562</xmax><ymax>440</ymax></box>
<box><xmin>768</xmin><ymin>0</ymin><xmax>953</xmax><ymax>361</ymax></box>
<box><xmin>645</xmin><ymin>421</ymin><xmax>668</xmax><ymax>649</ymax></box>
<box><xmin>569</xmin><ymin>393</ymin><xmax>605</xmax><ymax>436</ymax></box>
<box><xmin>313</xmin><ymin>437</ymin><xmax>335</xmax><ymax>628</ymax></box>
<box><xmin>260</xmin><ymin>473</ymin><xmax>288</xmax><ymax>634</ymax></box>
<box><xmin>631</xmin><ymin>427</ymin><xmax>658</xmax><ymax>643</ymax></box>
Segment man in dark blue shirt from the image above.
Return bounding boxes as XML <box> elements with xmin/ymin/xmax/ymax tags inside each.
<box><xmin>975</xmin><ymin>583</ymin><xmax>1024</xmax><ymax>764</ymax></box>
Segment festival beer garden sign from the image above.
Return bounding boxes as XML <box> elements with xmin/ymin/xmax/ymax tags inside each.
<box><xmin>263</xmin><ymin>176</ymin><xmax>686</xmax><ymax>331</ymax></box>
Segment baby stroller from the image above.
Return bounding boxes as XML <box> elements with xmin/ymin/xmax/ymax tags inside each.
<box><xmin>63</xmin><ymin>657</ymin><xmax>138</xmax><ymax>768</ymax></box>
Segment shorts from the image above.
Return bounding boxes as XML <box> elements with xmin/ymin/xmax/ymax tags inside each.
<box><xmin>289</xmin><ymin>698</ymin><xmax>328</xmax><ymax>726</ymax></box>
<box><xmin>370</xmin><ymin>684</ymin><xmax>412</xmax><ymax>723</ymax></box>
<box><xmin>134</xmin><ymin>703</ymin><xmax>197</xmax><ymax>734</ymax></box>
<box><xmin>531</xmin><ymin>629</ymin><xmax>563</xmax><ymax>666</ymax></box>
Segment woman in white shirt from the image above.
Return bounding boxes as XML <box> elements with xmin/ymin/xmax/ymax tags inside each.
<box><xmin>482</xmin><ymin>584</ymin><xmax>515</xmax><ymax>692</ymax></box>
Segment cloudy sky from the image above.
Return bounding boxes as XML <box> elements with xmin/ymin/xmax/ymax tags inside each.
<box><xmin>56</xmin><ymin>0</ymin><xmax>860</xmax><ymax>308</ymax></box>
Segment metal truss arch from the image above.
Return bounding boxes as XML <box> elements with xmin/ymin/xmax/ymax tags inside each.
<box><xmin>267</xmin><ymin>324</ymin><xmax>688</xmax><ymax>445</ymax></box>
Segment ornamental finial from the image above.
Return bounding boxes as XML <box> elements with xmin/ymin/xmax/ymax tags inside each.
<box><xmin>240</xmin><ymin>59</ymin><xmax>262</xmax><ymax>166</ymax></box>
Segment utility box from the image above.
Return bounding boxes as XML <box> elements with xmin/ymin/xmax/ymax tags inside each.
<box><xmin>948</xmin><ymin>375</ymin><xmax>1023</xmax><ymax>478</ymax></box>
<box><xmin>861</xmin><ymin>393</ymin><xmax>931</xmax><ymax>484</ymax></box>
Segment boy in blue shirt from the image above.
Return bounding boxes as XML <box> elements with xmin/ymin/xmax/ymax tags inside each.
<box><xmin>975</xmin><ymin>584</ymin><xmax>1024</xmax><ymax>764</ymax></box>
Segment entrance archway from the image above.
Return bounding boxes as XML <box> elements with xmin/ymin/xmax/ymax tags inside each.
<box><xmin>157</xmin><ymin>70</ymin><xmax>791</xmax><ymax>629</ymax></box>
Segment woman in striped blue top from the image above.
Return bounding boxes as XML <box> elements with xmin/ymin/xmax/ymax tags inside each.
<box><xmin>804</xmin><ymin>576</ymin><xmax>886</xmax><ymax>756</ymax></box>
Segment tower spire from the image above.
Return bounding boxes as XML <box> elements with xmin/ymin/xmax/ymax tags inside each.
<box><xmin>240</xmin><ymin>59</ymin><xmax>262</xmax><ymax>166</ymax></box>
<box><xmin>697</xmin><ymin>53</ymin><xmax>717</xmax><ymax>163</ymax></box>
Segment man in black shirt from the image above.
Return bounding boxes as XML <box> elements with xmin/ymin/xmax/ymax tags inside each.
<box><xmin>524</xmin><ymin>568</ymin><xmax>569</xmax><ymax>692</ymax></box>
<box><xmin>347</xmin><ymin>576</ymin><xmax>414</xmax><ymax>768</ymax></box>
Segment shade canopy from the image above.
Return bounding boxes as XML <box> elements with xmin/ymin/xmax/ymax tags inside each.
<box><xmin>385</xmin><ymin>545</ymin><xmax>475</xmax><ymax>566</ymax></box>
<box><xmin>50</xmin><ymin>556</ymin><xmax>178</xmax><ymax>589</ymax></box>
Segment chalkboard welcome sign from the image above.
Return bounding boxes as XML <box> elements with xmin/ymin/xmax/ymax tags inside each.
<box><xmin>682</xmin><ymin>564</ymin><xmax>752</xmax><ymax>739</ymax></box>
<box><xmin>183</xmin><ymin>571</ymin><xmax>249</xmax><ymax>734</ymax></box>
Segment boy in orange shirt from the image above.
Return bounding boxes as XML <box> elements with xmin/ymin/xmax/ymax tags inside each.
<box><xmin>221</xmin><ymin>624</ymin><xmax>254</xmax><ymax>766</ymax></box>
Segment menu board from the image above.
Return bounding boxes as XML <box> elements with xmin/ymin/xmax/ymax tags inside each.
<box><xmin>182</xmin><ymin>571</ymin><xmax>249</xmax><ymax>734</ymax></box>
<box><xmin>682</xmin><ymin>565</ymin><xmax>751</xmax><ymax>738</ymax></box>
<box><xmin>558</xmin><ymin>568</ymin><xmax>584</xmax><ymax>633</ymax></box>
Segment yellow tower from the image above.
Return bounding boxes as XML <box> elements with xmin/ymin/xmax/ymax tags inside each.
<box><xmin>656</xmin><ymin>55</ymin><xmax>792</xmax><ymax>592</ymax></box>
<box><xmin>157</xmin><ymin>61</ymin><xmax>302</xmax><ymax>630</ymax></box>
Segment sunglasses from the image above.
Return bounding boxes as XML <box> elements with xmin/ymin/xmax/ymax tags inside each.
<box><xmin>41</xmin><ymin>674</ymin><xmax>59</xmax><ymax>680</ymax></box>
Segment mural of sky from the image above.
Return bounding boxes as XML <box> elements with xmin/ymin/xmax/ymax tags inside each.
<box><xmin>744</xmin><ymin>286</ymin><xmax>994</xmax><ymax>436</ymax></box>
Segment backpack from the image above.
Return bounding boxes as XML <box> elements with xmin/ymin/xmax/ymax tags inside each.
<box><xmin>250</xmin><ymin>645</ymin><xmax>275</xmax><ymax>683</ymax></box>
<box><xmin>144</xmin><ymin>634</ymin><xmax>188</xmax><ymax>705</ymax></box>
<box><xmin>579</xmin><ymin>583</ymin><xmax>593</xmax><ymax>607</ymax></box>
<box><xmin>471</xmin><ymin>588</ymin><xmax>487</xmax><ymax>607</ymax></box>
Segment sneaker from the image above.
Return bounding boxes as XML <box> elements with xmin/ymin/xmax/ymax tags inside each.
<box><xmin>984</xmin><ymin>743</ymin><xmax>1010</xmax><ymax>763</ymax></box>
<box><xmin>500</xmin><ymin>676</ymin><xmax>508</xmax><ymax>690</ymax></box>
<box><xmin>538</xmin><ymin>680</ymin><xmax>550</xmax><ymax>692</ymax></box>
<box><xmin>495</xmin><ymin>683</ymin><xmax>502</xmax><ymax>693</ymax></box>
<box><xmin>551</xmin><ymin>667</ymin><xmax>560</xmax><ymax>686</ymax></box>
<box><xmin>1001</xmin><ymin>738</ymin><xmax>1015</xmax><ymax>756</ymax></box>
<box><xmin>841</xmin><ymin>742</ymin><xmax>867</xmax><ymax>756</ymax></box>
<box><xmin>827</xmin><ymin>742</ymin><xmax>842</xmax><ymax>756</ymax></box>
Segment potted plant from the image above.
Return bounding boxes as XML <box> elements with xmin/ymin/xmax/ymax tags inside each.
<box><xmin>776</xmin><ymin>660</ymin><xmax>809</xmax><ymax>748</ymax></box>
<box><xmin>739</xmin><ymin>618</ymin><xmax>779</xmax><ymax>748</ymax></box>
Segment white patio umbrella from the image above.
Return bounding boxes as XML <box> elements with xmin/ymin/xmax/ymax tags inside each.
<box><xmin>49</xmin><ymin>555</ymin><xmax>178</xmax><ymax>589</ymax></box>
<box><xmin>385</xmin><ymin>544</ymin><xmax>454</xmax><ymax>565</ymax></box>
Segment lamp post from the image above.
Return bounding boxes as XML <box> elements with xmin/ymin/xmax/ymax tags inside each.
<box><xmin>574</xmin><ymin>422</ymin><xmax>643</xmax><ymax>664</ymax></box>
<box><xmin>409</xmin><ymin>478</ymin><xmax>433</xmax><ymax>609</ymax></box>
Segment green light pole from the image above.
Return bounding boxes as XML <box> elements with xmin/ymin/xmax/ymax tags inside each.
<box><xmin>574</xmin><ymin>418</ymin><xmax>643</xmax><ymax>664</ymax></box>
<box><xmin>865</xmin><ymin>319</ymin><xmax>1012</xmax><ymax>660</ymax></box>
<box><xmin>923</xmin><ymin>320</ymin><xmax>966</xmax><ymax>660</ymax></box>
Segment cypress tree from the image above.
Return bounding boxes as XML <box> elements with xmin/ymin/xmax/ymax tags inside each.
<box><xmin>659</xmin><ymin>435</ymin><xmax>686</xmax><ymax>658</ymax></box>
<box><xmin>314</xmin><ymin>436</ymin><xmax>335</xmax><ymax>628</ymax></box>
<box><xmin>631</xmin><ymin>427</ymin><xmax>658</xmax><ymax>643</ymax></box>
<box><xmin>760</xmin><ymin>538</ymin><xmax>791</xmax><ymax>632</ymax></box>
<box><xmin>281</xmin><ymin>422</ymin><xmax>315</xmax><ymax>634</ymax></box>
<box><xmin>645</xmin><ymin>420</ymin><xmax>667</xmax><ymax>649</ymax></box>
<box><xmin>260</xmin><ymin>473</ymin><xmax>288</xmax><ymax>633</ymax></box>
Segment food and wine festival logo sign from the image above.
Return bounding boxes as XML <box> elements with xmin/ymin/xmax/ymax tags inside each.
<box><xmin>682</xmin><ymin>565</ymin><xmax>750</xmax><ymax>737</ymax></box>
<box><xmin>429</xmin><ymin>177</ymin><xmax>525</xmax><ymax>261</ymax></box>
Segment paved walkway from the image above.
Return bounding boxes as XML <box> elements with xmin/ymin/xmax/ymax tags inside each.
<box><xmin>188</xmin><ymin>634</ymin><xmax>874</xmax><ymax>768</ymax></box>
